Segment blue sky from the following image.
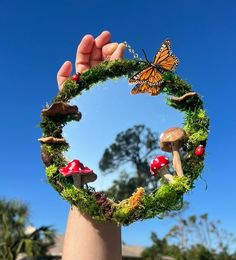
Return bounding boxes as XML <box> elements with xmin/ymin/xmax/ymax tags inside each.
<box><xmin>0</xmin><ymin>0</ymin><xmax>236</xmax><ymax>247</ymax></box>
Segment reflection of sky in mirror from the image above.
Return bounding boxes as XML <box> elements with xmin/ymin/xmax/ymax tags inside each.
<box><xmin>63</xmin><ymin>78</ymin><xmax>183</xmax><ymax>191</ymax></box>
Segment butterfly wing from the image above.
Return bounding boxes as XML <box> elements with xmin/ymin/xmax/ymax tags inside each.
<box><xmin>129</xmin><ymin>40</ymin><xmax>178</xmax><ymax>95</ymax></box>
<box><xmin>131</xmin><ymin>83</ymin><xmax>161</xmax><ymax>96</ymax></box>
<box><xmin>129</xmin><ymin>66</ymin><xmax>163</xmax><ymax>86</ymax></box>
<box><xmin>153</xmin><ymin>40</ymin><xmax>179</xmax><ymax>71</ymax></box>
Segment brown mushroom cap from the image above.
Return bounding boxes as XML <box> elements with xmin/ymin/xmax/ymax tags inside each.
<box><xmin>160</xmin><ymin>127</ymin><xmax>186</xmax><ymax>152</ymax></box>
<box><xmin>41</xmin><ymin>102</ymin><xmax>79</xmax><ymax>117</ymax></box>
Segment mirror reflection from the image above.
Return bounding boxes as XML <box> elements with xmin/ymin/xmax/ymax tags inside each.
<box><xmin>63</xmin><ymin>78</ymin><xmax>183</xmax><ymax>202</ymax></box>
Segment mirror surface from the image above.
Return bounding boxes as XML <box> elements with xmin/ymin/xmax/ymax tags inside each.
<box><xmin>63</xmin><ymin>78</ymin><xmax>183</xmax><ymax>201</ymax></box>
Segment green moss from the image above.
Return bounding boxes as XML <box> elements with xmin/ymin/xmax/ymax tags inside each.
<box><xmin>188</xmin><ymin>129</ymin><xmax>208</xmax><ymax>144</ymax></box>
<box><xmin>45</xmin><ymin>165</ymin><xmax>58</xmax><ymax>179</ymax></box>
<box><xmin>39</xmin><ymin>59</ymin><xmax>210</xmax><ymax>225</ymax></box>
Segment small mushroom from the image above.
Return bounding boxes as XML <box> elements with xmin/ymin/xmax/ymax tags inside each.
<box><xmin>150</xmin><ymin>155</ymin><xmax>174</xmax><ymax>183</ymax></box>
<box><xmin>160</xmin><ymin>127</ymin><xmax>186</xmax><ymax>177</ymax></box>
<box><xmin>41</xmin><ymin>101</ymin><xmax>82</xmax><ymax>121</ymax></box>
<box><xmin>170</xmin><ymin>92</ymin><xmax>197</xmax><ymax>102</ymax></box>
<box><xmin>38</xmin><ymin>136</ymin><xmax>65</xmax><ymax>144</ymax></box>
<box><xmin>59</xmin><ymin>159</ymin><xmax>97</xmax><ymax>188</ymax></box>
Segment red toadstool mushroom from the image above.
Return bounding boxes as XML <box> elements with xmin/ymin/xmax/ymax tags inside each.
<box><xmin>150</xmin><ymin>155</ymin><xmax>174</xmax><ymax>183</ymax></box>
<box><xmin>59</xmin><ymin>159</ymin><xmax>97</xmax><ymax>188</ymax></box>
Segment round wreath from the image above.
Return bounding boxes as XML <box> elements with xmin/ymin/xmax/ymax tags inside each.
<box><xmin>39</xmin><ymin>58</ymin><xmax>209</xmax><ymax>226</ymax></box>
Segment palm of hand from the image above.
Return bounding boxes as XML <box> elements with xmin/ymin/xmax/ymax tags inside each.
<box><xmin>57</xmin><ymin>31</ymin><xmax>125</xmax><ymax>90</ymax></box>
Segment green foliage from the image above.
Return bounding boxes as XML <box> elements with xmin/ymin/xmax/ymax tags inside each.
<box><xmin>183</xmin><ymin>109</ymin><xmax>209</xmax><ymax>145</ymax></box>
<box><xmin>142</xmin><ymin>212</ymin><xmax>236</xmax><ymax>260</ymax></box>
<box><xmin>45</xmin><ymin>164</ymin><xmax>58</xmax><ymax>179</ymax></box>
<box><xmin>39</xmin><ymin>59</ymin><xmax>209</xmax><ymax>225</ymax></box>
<box><xmin>62</xmin><ymin>186</ymin><xmax>105</xmax><ymax>220</ymax></box>
<box><xmin>0</xmin><ymin>198</ymin><xmax>55</xmax><ymax>260</ymax></box>
<box><xmin>54</xmin><ymin>60</ymin><xmax>146</xmax><ymax>103</ymax></box>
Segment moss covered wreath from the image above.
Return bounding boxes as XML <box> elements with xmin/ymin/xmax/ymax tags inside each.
<box><xmin>39</xmin><ymin>58</ymin><xmax>209</xmax><ymax>226</ymax></box>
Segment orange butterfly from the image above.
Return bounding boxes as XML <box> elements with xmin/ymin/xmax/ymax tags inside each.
<box><xmin>129</xmin><ymin>40</ymin><xmax>179</xmax><ymax>95</ymax></box>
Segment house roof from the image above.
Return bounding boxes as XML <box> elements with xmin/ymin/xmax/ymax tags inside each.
<box><xmin>48</xmin><ymin>235</ymin><xmax>145</xmax><ymax>258</ymax></box>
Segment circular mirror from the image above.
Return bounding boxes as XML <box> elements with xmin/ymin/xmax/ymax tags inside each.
<box><xmin>63</xmin><ymin>77</ymin><xmax>184</xmax><ymax>201</ymax></box>
<box><xmin>40</xmin><ymin>59</ymin><xmax>208</xmax><ymax>225</ymax></box>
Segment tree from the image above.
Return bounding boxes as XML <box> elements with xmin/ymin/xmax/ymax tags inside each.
<box><xmin>0</xmin><ymin>198</ymin><xmax>56</xmax><ymax>260</ymax></box>
<box><xmin>142</xmin><ymin>210</ymin><xmax>236</xmax><ymax>260</ymax></box>
<box><xmin>99</xmin><ymin>125</ymin><xmax>160</xmax><ymax>200</ymax></box>
<box><xmin>142</xmin><ymin>232</ymin><xmax>182</xmax><ymax>260</ymax></box>
<box><xmin>166</xmin><ymin>213</ymin><xmax>236</xmax><ymax>255</ymax></box>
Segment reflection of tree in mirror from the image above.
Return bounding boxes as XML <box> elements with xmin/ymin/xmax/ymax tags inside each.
<box><xmin>99</xmin><ymin>124</ymin><xmax>161</xmax><ymax>201</ymax></box>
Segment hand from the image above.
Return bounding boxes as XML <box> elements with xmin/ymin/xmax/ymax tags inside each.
<box><xmin>57</xmin><ymin>31</ymin><xmax>126</xmax><ymax>90</ymax></box>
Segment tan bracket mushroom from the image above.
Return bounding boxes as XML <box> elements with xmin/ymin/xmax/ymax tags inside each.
<box><xmin>170</xmin><ymin>92</ymin><xmax>197</xmax><ymax>102</ymax></box>
<box><xmin>160</xmin><ymin>127</ymin><xmax>186</xmax><ymax>177</ymax></box>
<box><xmin>38</xmin><ymin>136</ymin><xmax>66</xmax><ymax>144</ymax></box>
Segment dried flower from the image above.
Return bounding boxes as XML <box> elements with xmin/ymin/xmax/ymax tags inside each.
<box><xmin>129</xmin><ymin>187</ymin><xmax>145</xmax><ymax>209</ymax></box>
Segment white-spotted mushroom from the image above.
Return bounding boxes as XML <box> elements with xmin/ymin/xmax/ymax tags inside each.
<box><xmin>59</xmin><ymin>159</ymin><xmax>97</xmax><ymax>188</ymax></box>
<box><xmin>150</xmin><ymin>155</ymin><xmax>174</xmax><ymax>183</ymax></box>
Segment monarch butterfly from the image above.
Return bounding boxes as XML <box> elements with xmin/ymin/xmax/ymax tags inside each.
<box><xmin>129</xmin><ymin>40</ymin><xmax>179</xmax><ymax>95</ymax></box>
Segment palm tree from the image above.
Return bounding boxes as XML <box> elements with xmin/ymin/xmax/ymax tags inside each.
<box><xmin>0</xmin><ymin>198</ymin><xmax>55</xmax><ymax>260</ymax></box>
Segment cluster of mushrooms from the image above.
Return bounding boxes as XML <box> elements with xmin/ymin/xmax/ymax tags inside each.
<box><xmin>39</xmin><ymin>101</ymin><xmax>82</xmax><ymax>146</ymax></box>
<box><xmin>39</xmin><ymin>102</ymin><xmax>193</xmax><ymax>188</ymax></box>
<box><xmin>150</xmin><ymin>127</ymin><xmax>186</xmax><ymax>183</ymax></box>
<box><xmin>39</xmin><ymin>101</ymin><xmax>98</xmax><ymax>188</ymax></box>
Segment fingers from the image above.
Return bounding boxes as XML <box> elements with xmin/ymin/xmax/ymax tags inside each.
<box><xmin>110</xmin><ymin>43</ymin><xmax>126</xmax><ymax>60</ymax></box>
<box><xmin>75</xmin><ymin>34</ymin><xmax>95</xmax><ymax>73</ymax></box>
<box><xmin>57</xmin><ymin>61</ymin><xmax>73</xmax><ymax>91</ymax></box>
<box><xmin>90</xmin><ymin>31</ymin><xmax>111</xmax><ymax>67</ymax></box>
<box><xmin>102</xmin><ymin>42</ymin><xmax>118</xmax><ymax>60</ymax></box>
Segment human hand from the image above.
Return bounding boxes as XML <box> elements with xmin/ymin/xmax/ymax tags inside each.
<box><xmin>57</xmin><ymin>31</ymin><xmax>126</xmax><ymax>90</ymax></box>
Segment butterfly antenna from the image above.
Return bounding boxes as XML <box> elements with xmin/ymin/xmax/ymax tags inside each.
<box><xmin>142</xmin><ymin>49</ymin><xmax>150</xmax><ymax>63</ymax></box>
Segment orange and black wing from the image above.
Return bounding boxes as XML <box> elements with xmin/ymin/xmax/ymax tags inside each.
<box><xmin>129</xmin><ymin>66</ymin><xmax>163</xmax><ymax>86</ymax></box>
<box><xmin>131</xmin><ymin>83</ymin><xmax>161</xmax><ymax>96</ymax></box>
<box><xmin>153</xmin><ymin>40</ymin><xmax>179</xmax><ymax>71</ymax></box>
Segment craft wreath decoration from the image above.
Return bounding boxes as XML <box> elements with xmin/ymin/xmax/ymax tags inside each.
<box><xmin>39</xmin><ymin>40</ymin><xmax>209</xmax><ymax>225</ymax></box>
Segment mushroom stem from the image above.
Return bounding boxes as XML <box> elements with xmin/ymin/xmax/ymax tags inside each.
<box><xmin>72</xmin><ymin>175</ymin><xmax>82</xmax><ymax>188</ymax></box>
<box><xmin>172</xmin><ymin>146</ymin><xmax>184</xmax><ymax>177</ymax></box>
<box><xmin>160</xmin><ymin>166</ymin><xmax>174</xmax><ymax>183</ymax></box>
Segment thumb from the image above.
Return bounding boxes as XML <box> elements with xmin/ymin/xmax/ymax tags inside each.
<box><xmin>57</xmin><ymin>61</ymin><xmax>73</xmax><ymax>91</ymax></box>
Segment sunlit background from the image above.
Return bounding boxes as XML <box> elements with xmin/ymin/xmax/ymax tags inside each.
<box><xmin>0</xmin><ymin>0</ymin><xmax>235</xmax><ymax>250</ymax></box>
